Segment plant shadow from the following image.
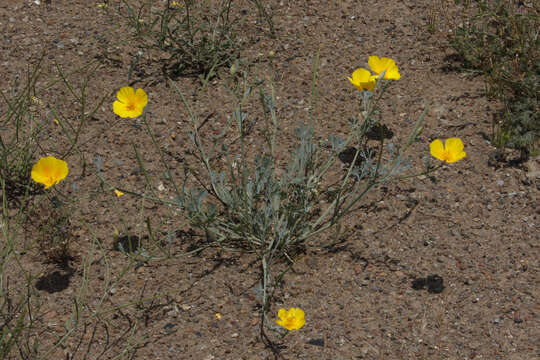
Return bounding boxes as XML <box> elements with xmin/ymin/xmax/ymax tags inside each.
<box><xmin>113</xmin><ymin>234</ymin><xmax>144</xmax><ymax>253</ymax></box>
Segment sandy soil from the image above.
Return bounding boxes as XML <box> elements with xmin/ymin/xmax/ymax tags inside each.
<box><xmin>0</xmin><ymin>0</ymin><xmax>538</xmax><ymax>359</ymax></box>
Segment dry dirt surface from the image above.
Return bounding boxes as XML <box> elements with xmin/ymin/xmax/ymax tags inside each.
<box><xmin>1</xmin><ymin>0</ymin><xmax>538</xmax><ymax>359</ymax></box>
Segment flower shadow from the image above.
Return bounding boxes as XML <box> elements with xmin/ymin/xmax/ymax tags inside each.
<box><xmin>35</xmin><ymin>270</ymin><xmax>74</xmax><ymax>294</ymax></box>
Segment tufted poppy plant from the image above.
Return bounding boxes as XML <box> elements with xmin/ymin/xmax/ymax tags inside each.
<box><xmin>31</xmin><ymin>156</ymin><xmax>69</xmax><ymax>189</ymax></box>
<box><xmin>430</xmin><ymin>138</ymin><xmax>467</xmax><ymax>163</ymax></box>
<box><xmin>113</xmin><ymin>86</ymin><xmax>148</xmax><ymax>118</ymax></box>
<box><xmin>276</xmin><ymin>308</ymin><xmax>305</xmax><ymax>331</ymax></box>
<box><xmin>368</xmin><ymin>56</ymin><xmax>400</xmax><ymax>80</ymax></box>
<box><xmin>348</xmin><ymin>68</ymin><xmax>377</xmax><ymax>92</ymax></box>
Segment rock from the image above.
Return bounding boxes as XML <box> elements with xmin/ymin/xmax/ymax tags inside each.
<box><xmin>524</xmin><ymin>156</ymin><xmax>540</xmax><ymax>180</ymax></box>
<box><xmin>307</xmin><ymin>338</ymin><xmax>324</xmax><ymax>347</ymax></box>
<box><xmin>432</xmin><ymin>104</ymin><xmax>447</xmax><ymax>120</ymax></box>
<box><xmin>43</xmin><ymin>310</ymin><xmax>58</xmax><ymax>320</ymax></box>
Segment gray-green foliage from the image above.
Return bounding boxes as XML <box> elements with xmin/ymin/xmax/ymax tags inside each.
<box><xmin>0</xmin><ymin>60</ymin><xmax>44</xmax><ymax>206</ymax></box>
<box><xmin>0</xmin><ymin>60</ymin><xmax>48</xmax><ymax>360</ymax></box>
<box><xmin>163</xmin><ymin>69</ymin><xmax>426</xmax><ymax>331</ymax></box>
<box><xmin>451</xmin><ymin>0</ymin><xmax>539</xmax><ymax>154</ymax></box>
<box><xmin>0</xmin><ymin>60</ymin><xmax>114</xmax><ymax>359</ymax></box>
<box><xmin>119</xmin><ymin>0</ymin><xmax>239</xmax><ymax>77</ymax></box>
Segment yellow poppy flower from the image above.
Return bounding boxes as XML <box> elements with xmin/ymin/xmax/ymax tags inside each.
<box><xmin>430</xmin><ymin>138</ymin><xmax>467</xmax><ymax>163</ymax></box>
<box><xmin>113</xmin><ymin>86</ymin><xmax>148</xmax><ymax>118</ymax></box>
<box><xmin>114</xmin><ymin>189</ymin><xmax>124</xmax><ymax>197</ymax></box>
<box><xmin>368</xmin><ymin>56</ymin><xmax>401</xmax><ymax>80</ymax></box>
<box><xmin>348</xmin><ymin>68</ymin><xmax>377</xmax><ymax>92</ymax></box>
<box><xmin>276</xmin><ymin>307</ymin><xmax>305</xmax><ymax>331</ymax></box>
<box><xmin>31</xmin><ymin>156</ymin><xmax>69</xmax><ymax>189</ymax></box>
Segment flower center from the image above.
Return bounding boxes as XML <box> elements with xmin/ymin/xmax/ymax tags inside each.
<box><xmin>126</xmin><ymin>101</ymin><xmax>136</xmax><ymax>111</ymax></box>
<box><xmin>284</xmin><ymin>317</ymin><xmax>295</xmax><ymax>327</ymax></box>
<box><xmin>441</xmin><ymin>150</ymin><xmax>451</xmax><ymax>161</ymax></box>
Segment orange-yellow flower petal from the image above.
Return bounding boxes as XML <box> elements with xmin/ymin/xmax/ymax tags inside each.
<box><xmin>430</xmin><ymin>139</ymin><xmax>445</xmax><ymax>161</ymax></box>
<box><xmin>114</xmin><ymin>189</ymin><xmax>125</xmax><ymax>197</ymax></box>
<box><xmin>113</xmin><ymin>86</ymin><xmax>148</xmax><ymax>118</ymax></box>
<box><xmin>348</xmin><ymin>68</ymin><xmax>377</xmax><ymax>92</ymax></box>
<box><xmin>368</xmin><ymin>56</ymin><xmax>401</xmax><ymax>80</ymax></box>
<box><xmin>116</xmin><ymin>86</ymin><xmax>135</xmax><ymax>103</ymax></box>
<box><xmin>430</xmin><ymin>138</ymin><xmax>466</xmax><ymax>163</ymax></box>
<box><xmin>276</xmin><ymin>307</ymin><xmax>305</xmax><ymax>331</ymax></box>
<box><xmin>31</xmin><ymin>156</ymin><xmax>69</xmax><ymax>189</ymax></box>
